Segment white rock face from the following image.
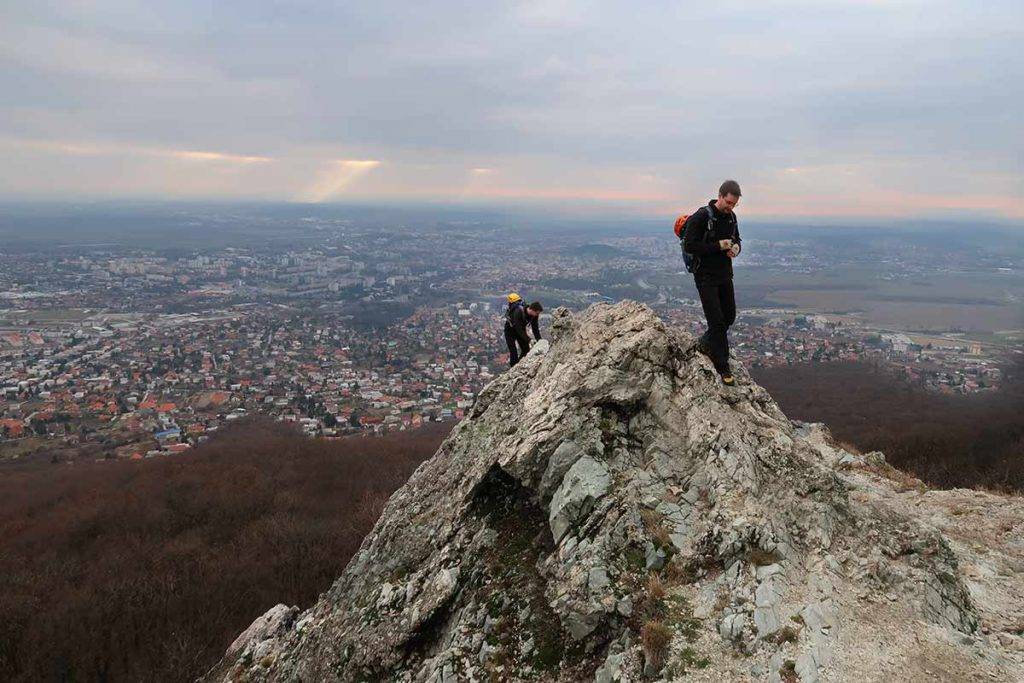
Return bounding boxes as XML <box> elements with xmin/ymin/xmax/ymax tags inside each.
<box><xmin>549</xmin><ymin>455</ymin><xmax>611</xmax><ymax>543</ymax></box>
<box><xmin>206</xmin><ymin>301</ymin><xmax>1024</xmax><ymax>682</ymax></box>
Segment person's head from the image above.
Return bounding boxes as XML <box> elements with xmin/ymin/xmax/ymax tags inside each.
<box><xmin>527</xmin><ymin>301</ymin><xmax>543</xmax><ymax>317</ymax></box>
<box><xmin>715</xmin><ymin>180</ymin><xmax>742</xmax><ymax>213</ymax></box>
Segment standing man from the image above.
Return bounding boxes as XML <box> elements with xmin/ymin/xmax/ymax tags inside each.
<box><xmin>504</xmin><ymin>293</ymin><xmax>543</xmax><ymax>367</ymax></box>
<box><xmin>683</xmin><ymin>180</ymin><xmax>743</xmax><ymax>386</ymax></box>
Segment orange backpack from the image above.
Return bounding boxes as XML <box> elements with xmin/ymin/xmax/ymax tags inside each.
<box><xmin>673</xmin><ymin>213</ymin><xmax>689</xmax><ymax>239</ymax></box>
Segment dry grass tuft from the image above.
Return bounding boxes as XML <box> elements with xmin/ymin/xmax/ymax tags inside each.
<box><xmin>641</xmin><ymin>509</ymin><xmax>673</xmax><ymax>549</ymax></box>
<box><xmin>768</xmin><ymin>625</ymin><xmax>800</xmax><ymax>645</ymax></box>
<box><xmin>779</xmin><ymin>659</ymin><xmax>799</xmax><ymax>683</ymax></box>
<box><xmin>641</xmin><ymin>619</ymin><xmax>673</xmax><ymax>669</ymax></box>
<box><xmin>663</xmin><ymin>558</ymin><xmax>698</xmax><ymax>585</ymax></box>
<box><xmin>863</xmin><ymin>459</ymin><xmax>929</xmax><ymax>493</ymax></box>
<box><xmin>713</xmin><ymin>589</ymin><xmax>730</xmax><ymax>615</ymax></box>
<box><xmin>646</xmin><ymin>572</ymin><xmax>666</xmax><ymax>602</ymax></box>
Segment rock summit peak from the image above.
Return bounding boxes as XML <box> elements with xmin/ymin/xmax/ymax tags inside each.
<box><xmin>209</xmin><ymin>301</ymin><xmax>1024</xmax><ymax>682</ymax></box>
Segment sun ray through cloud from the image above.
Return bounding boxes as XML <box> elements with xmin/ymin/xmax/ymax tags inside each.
<box><xmin>298</xmin><ymin>160</ymin><xmax>382</xmax><ymax>202</ymax></box>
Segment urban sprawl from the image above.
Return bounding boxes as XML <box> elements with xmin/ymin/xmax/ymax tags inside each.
<box><xmin>1</xmin><ymin>213</ymin><xmax>1015</xmax><ymax>459</ymax></box>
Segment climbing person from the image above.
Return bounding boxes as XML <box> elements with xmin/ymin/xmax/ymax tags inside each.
<box><xmin>504</xmin><ymin>293</ymin><xmax>543</xmax><ymax>367</ymax></box>
<box><xmin>680</xmin><ymin>180</ymin><xmax>743</xmax><ymax>386</ymax></box>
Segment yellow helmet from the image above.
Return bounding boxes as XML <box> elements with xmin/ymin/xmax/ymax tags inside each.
<box><xmin>507</xmin><ymin>292</ymin><xmax>522</xmax><ymax>303</ymax></box>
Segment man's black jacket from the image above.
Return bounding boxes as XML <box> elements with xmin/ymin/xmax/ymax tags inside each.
<box><xmin>505</xmin><ymin>304</ymin><xmax>541</xmax><ymax>345</ymax></box>
<box><xmin>683</xmin><ymin>200</ymin><xmax>741</xmax><ymax>284</ymax></box>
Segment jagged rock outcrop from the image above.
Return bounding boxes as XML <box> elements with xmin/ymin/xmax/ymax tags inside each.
<box><xmin>207</xmin><ymin>301</ymin><xmax>1024</xmax><ymax>682</ymax></box>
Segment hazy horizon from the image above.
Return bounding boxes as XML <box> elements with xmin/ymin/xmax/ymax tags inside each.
<box><xmin>2</xmin><ymin>197</ymin><xmax>1023</xmax><ymax>234</ymax></box>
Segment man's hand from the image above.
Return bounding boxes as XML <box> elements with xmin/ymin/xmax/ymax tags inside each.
<box><xmin>727</xmin><ymin>245</ymin><xmax>740</xmax><ymax>258</ymax></box>
<box><xmin>718</xmin><ymin>239</ymin><xmax>733</xmax><ymax>251</ymax></box>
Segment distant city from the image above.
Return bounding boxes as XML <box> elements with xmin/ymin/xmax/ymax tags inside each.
<box><xmin>1</xmin><ymin>204</ymin><xmax>1021</xmax><ymax>460</ymax></box>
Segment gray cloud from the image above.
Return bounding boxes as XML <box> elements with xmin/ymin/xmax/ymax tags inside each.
<box><xmin>0</xmin><ymin>0</ymin><xmax>1021</xmax><ymax>217</ymax></box>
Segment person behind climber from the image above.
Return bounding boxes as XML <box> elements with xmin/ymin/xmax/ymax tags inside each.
<box><xmin>682</xmin><ymin>180</ymin><xmax>743</xmax><ymax>386</ymax></box>
<box><xmin>504</xmin><ymin>293</ymin><xmax>543</xmax><ymax>367</ymax></box>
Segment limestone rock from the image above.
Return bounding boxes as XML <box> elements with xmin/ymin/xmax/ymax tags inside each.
<box><xmin>205</xmin><ymin>301</ymin><xmax>1024</xmax><ymax>683</ymax></box>
<box><xmin>549</xmin><ymin>454</ymin><xmax>611</xmax><ymax>543</ymax></box>
<box><xmin>225</xmin><ymin>604</ymin><xmax>298</xmax><ymax>659</ymax></box>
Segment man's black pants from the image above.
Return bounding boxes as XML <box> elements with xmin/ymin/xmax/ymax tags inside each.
<box><xmin>696</xmin><ymin>279</ymin><xmax>736</xmax><ymax>375</ymax></box>
<box><xmin>504</xmin><ymin>325</ymin><xmax>530</xmax><ymax>366</ymax></box>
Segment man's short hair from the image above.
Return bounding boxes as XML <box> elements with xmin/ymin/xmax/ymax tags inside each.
<box><xmin>528</xmin><ymin>301</ymin><xmax>543</xmax><ymax>312</ymax></box>
<box><xmin>719</xmin><ymin>180</ymin><xmax>742</xmax><ymax>198</ymax></box>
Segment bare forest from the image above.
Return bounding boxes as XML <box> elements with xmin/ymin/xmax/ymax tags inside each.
<box><xmin>753</xmin><ymin>359</ymin><xmax>1024</xmax><ymax>493</ymax></box>
<box><xmin>0</xmin><ymin>420</ymin><xmax>450</xmax><ymax>682</ymax></box>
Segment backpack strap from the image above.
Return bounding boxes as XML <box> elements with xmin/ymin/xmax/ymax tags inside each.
<box><xmin>686</xmin><ymin>208</ymin><xmax>714</xmax><ymax>274</ymax></box>
<box><xmin>505</xmin><ymin>300</ymin><xmax>524</xmax><ymax>324</ymax></box>
<box><xmin>706</xmin><ymin>205</ymin><xmax>738</xmax><ymax>240</ymax></box>
<box><xmin>721</xmin><ymin>210</ymin><xmax>739</xmax><ymax>254</ymax></box>
<box><xmin>703</xmin><ymin>206</ymin><xmax>716</xmax><ymax>242</ymax></box>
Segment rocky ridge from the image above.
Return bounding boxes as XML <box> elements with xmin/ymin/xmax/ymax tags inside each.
<box><xmin>207</xmin><ymin>301</ymin><xmax>1024</xmax><ymax>682</ymax></box>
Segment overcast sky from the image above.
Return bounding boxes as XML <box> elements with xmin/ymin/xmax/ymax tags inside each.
<box><xmin>1</xmin><ymin>1</ymin><xmax>1022</xmax><ymax>220</ymax></box>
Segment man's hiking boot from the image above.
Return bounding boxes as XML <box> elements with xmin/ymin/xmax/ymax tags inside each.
<box><xmin>721</xmin><ymin>374</ymin><xmax>736</xmax><ymax>386</ymax></box>
<box><xmin>695</xmin><ymin>335</ymin><xmax>712</xmax><ymax>357</ymax></box>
